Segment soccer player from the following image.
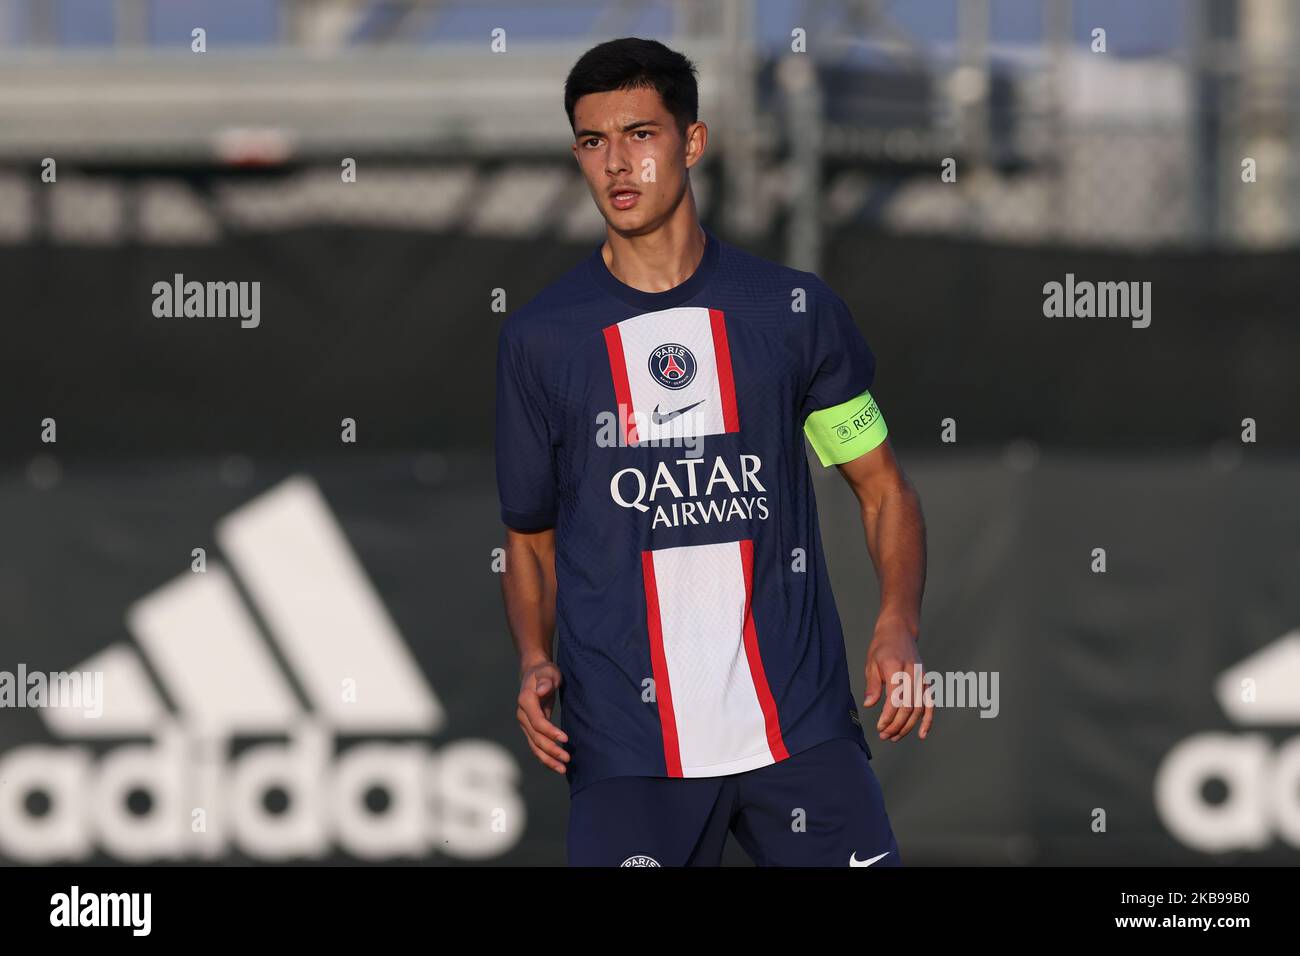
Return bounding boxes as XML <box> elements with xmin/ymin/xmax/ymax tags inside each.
<box><xmin>496</xmin><ymin>37</ymin><xmax>929</xmax><ymax>867</ymax></box>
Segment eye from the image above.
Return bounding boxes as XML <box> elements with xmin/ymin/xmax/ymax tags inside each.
<box><xmin>632</xmin><ymin>130</ymin><xmax>653</xmax><ymax>141</ymax></box>
<box><xmin>582</xmin><ymin>137</ymin><xmax>601</xmax><ymax>149</ymax></box>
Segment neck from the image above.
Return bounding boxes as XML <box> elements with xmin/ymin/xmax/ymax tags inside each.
<box><xmin>601</xmin><ymin>190</ymin><xmax>706</xmax><ymax>294</ymax></box>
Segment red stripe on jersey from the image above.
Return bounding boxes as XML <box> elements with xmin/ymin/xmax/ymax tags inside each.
<box><xmin>641</xmin><ymin>550</ymin><xmax>683</xmax><ymax>777</ymax></box>
<box><xmin>603</xmin><ymin>323</ymin><xmax>639</xmax><ymax>445</ymax></box>
<box><xmin>739</xmin><ymin>538</ymin><xmax>789</xmax><ymax>761</ymax></box>
<box><xmin>708</xmin><ymin>308</ymin><xmax>740</xmax><ymax>433</ymax></box>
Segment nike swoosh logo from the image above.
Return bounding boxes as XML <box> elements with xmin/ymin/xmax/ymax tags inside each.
<box><xmin>651</xmin><ymin>400</ymin><xmax>704</xmax><ymax>424</ymax></box>
<box><xmin>849</xmin><ymin>851</ymin><xmax>890</xmax><ymax>867</ymax></box>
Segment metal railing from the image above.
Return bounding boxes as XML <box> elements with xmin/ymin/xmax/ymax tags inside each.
<box><xmin>1</xmin><ymin>0</ymin><xmax>1299</xmax><ymax>259</ymax></box>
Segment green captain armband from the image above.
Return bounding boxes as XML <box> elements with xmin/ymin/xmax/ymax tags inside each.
<box><xmin>803</xmin><ymin>389</ymin><xmax>888</xmax><ymax>466</ymax></box>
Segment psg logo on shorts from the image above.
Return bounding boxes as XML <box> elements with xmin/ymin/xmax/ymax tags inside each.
<box><xmin>648</xmin><ymin>344</ymin><xmax>697</xmax><ymax>390</ymax></box>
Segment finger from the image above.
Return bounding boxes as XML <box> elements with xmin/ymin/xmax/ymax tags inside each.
<box><xmin>874</xmin><ymin>659</ymin><xmax>905</xmax><ymax>733</ymax></box>
<box><xmin>517</xmin><ymin>715</ymin><xmax>569</xmax><ymax>764</ymax></box>
<box><xmin>880</xmin><ymin>703</ymin><xmax>913</xmax><ymax>740</ymax></box>
<box><xmin>863</xmin><ymin>656</ymin><xmax>883</xmax><ymax>707</ymax></box>
<box><xmin>919</xmin><ymin>698</ymin><xmax>936</xmax><ymax>739</ymax></box>
<box><xmin>531</xmin><ymin>728</ymin><xmax>571</xmax><ymax>763</ymax></box>
<box><xmin>893</xmin><ymin>703</ymin><xmax>924</xmax><ymax>741</ymax></box>
<box><xmin>879</xmin><ymin>660</ymin><xmax>920</xmax><ymax>738</ymax></box>
<box><xmin>534</xmin><ymin>669</ymin><xmax>562</xmax><ymax>696</ymax></box>
<box><xmin>522</xmin><ymin>731</ymin><xmax>567</xmax><ymax>773</ymax></box>
<box><xmin>517</xmin><ymin>707</ymin><xmax>570</xmax><ymax>762</ymax></box>
<box><xmin>535</xmin><ymin>666</ymin><xmax>563</xmax><ymax>693</ymax></box>
<box><xmin>518</xmin><ymin>691</ymin><xmax>568</xmax><ymax>744</ymax></box>
<box><xmin>890</xmin><ymin>664</ymin><xmax>926</xmax><ymax>740</ymax></box>
<box><xmin>533</xmin><ymin>670</ymin><xmax>563</xmax><ymax>725</ymax></box>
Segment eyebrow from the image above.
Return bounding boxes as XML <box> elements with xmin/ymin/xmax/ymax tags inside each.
<box><xmin>574</xmin><ymin>119</ymin><xmax>661</xmax><ymax>139</ymax></box>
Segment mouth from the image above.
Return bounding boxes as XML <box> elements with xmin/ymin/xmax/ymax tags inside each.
<box><xmin>609</xmin><ymin>188</ymin><xmax>641</xmax><ymax>211</ymax></box>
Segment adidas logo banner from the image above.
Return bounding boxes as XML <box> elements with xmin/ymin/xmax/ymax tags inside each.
<box><xmin>3</xmin><ymin>456</ymin><xmax>1298</xmax><ymax>866</ymax></box>
<box><xmin>0</xmin><ymin>472</ymin><xmax>550</xmax><ymax>864</ymax></box>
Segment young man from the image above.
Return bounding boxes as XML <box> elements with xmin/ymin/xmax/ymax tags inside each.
<box><xmin>496</xmin><ymin>37</ymin><xmax>929</xmax><ymax>867</ymax></box>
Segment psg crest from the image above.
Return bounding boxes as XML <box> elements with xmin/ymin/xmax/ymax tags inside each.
<box><xmin>648</xmin><ymin>343</ymin><xmax>697</xmax><ymax>390</ymax></box>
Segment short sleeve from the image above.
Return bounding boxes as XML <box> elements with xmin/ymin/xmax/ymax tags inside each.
<box><xmin>801</xmin><ymin>288</ymin><xmax>876</xmax><ymax>417</ymax></box>
<box><xmin>495</xmin><ymin>327</ymin><xmax>558</xmax><ymax>531</ymax></box>
<box><xmin>800</xmin><ymin>288</ymin><xmax>888</xmax><ymax>466</ymax></box>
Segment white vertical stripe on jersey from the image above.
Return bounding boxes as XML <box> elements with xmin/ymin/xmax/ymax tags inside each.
<box><xmin>648</xmin><ymin>540</ymin><xmax>778</xmax><ymax>776</ymax></box>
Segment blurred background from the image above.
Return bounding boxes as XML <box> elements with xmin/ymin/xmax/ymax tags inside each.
<box><xmin>1</xmin><ymin>0</ymin><xmax>1298</xmax><ymax>866</ymax></box>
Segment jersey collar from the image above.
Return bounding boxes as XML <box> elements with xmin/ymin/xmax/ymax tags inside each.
<box><xmin>588</xmin><ymin>228</ymin><xmax>720</xmax><ymax>311</ymax></box>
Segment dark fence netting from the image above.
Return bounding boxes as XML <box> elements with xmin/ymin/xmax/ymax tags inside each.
<box><xmin>2</xmin><ymin>226</ymin><xmax>1296</xmax><ymax>458</ymax></box>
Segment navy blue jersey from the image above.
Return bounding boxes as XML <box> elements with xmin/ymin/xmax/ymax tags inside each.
<box><xmin>495</xmin><ymin>229</ymin><xmax>883</xmax><ymax>793</ymax></box>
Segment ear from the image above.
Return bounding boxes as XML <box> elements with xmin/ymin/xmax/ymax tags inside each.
<box><xmin>684</xmin><ymin>121</ymin><xmax>708</xmax><ymax>169</ymax></box>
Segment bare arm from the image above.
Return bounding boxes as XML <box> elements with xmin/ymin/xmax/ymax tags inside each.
<box><xmin>501</xmin><ymin>527</ymin><xmax>569</xmax><ymax>772</ymax></box>
<box><xmin>836</xmin><ymin>439</ymin><xmax>932</xmax><ymax>742</ymax></box>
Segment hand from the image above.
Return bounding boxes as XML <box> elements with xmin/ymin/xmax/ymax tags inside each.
<box><xmin>863</xmin><ymin>619</ymin><xmax>933</xmax><ymax>742</ymax></box>
<box><xmin>516</xmin><ymin>661</ymin><xmax>569</xmax><ymax>773</ymax></box>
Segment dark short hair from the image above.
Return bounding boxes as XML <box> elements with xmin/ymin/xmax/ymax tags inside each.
<box><xmin>564</xmin><ymin>37</ymin><xmax>699</xmax><ymax>133</ymax></box>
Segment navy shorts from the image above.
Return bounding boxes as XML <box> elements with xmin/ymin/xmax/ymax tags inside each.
<box><xmin>567</xmin><ymin>737</ymin><xmax>900</xmax><ymax>867</ymax></box>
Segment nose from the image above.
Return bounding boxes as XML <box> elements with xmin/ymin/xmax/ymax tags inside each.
<box><xmin>604</xmin><ymin>141</ymin><xmax>630</xmax><ymax>178</ymax></box>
